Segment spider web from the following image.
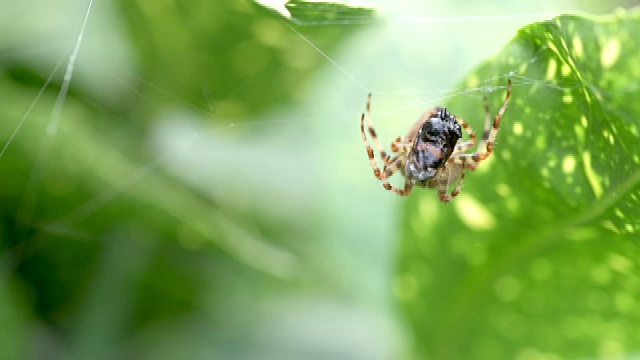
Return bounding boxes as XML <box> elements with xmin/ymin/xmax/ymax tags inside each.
<box><xmin>0</xmin><ymin>0</ymin><xmax>580</xmax><ymax>310</ymax></box>
<box><xmin>0</xmin><ymin>1</ymin><xmax>577</xmax><ymax>226</ymax></box>
<box><xmin>0</xmin><ymin>0</ymin><xmax>608</xmax><ymax>358</ymax></box>
<box><xmin>273</xmin><ymin>1</ymin><xmax>575</xmax><ymax>193</ymax></box>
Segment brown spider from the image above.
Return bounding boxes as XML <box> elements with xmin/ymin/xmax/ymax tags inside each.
<box><xmin>360</xmin><ymin>79</ymin><xmax>511</xmax><ymax>202</ymax></box>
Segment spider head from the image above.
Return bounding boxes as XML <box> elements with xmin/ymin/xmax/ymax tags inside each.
<box><xmin>405</xmin><ymin>107</ymin><xmax>463</xmax><ymax>181</ymax></box>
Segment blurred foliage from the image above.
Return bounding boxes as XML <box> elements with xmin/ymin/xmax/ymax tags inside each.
<box><xmin>119</xmin><ymin>0</ymin><xmax>353</xmax><ymax>120</ymax></box>
<box><xmin>0</xmin><ymin>0</ymin><xmax>366</xmax><ymax>358</ymax></box>
<box><xmin>2</xmin><ymin>0</ymin><xmax>640</xmax><ymax>358</ymax></box>
<box><xmin>398</xmin><ymin>9</ymin><xmax>640</xmax><ymax>360</ymax></box>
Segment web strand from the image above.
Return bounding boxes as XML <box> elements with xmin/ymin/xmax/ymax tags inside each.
<box><xmin>0</xmin><ymin>53</ymin><xmax>67</xmax><ymax>160</ymax></box>
<box><xmin>284</xmin><ymin>21</ymin><xmax>371</xmax><ymax>93</ymax></box>
<box><xmin>48</xmin><ymin>0</ymin><xmax>94</xmax><ymax>135</ymax></box>
<box><xmin>16</xmin><ymin>0</ymin><xmax>94</xmax><ymax>224</ymax></box>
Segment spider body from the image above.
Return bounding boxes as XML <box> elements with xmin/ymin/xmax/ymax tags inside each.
<box><xmin>405</xmin><ymin>107</ymin><xmax>462</xmax><ymax>182</ymax></box>
<box><xmin>360</xmin><ymin>79</ymin><xmax>511</xmax><ymax>202</ymax></box>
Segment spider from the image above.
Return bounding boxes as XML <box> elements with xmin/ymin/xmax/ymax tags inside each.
<box><xmin>360</xmin><ymin>79</ymin><xmax>511</xmax><ymax>202</ymax></box>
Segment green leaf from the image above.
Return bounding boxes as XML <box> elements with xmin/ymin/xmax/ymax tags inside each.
<box><xmin>397</xmin><ymin>10</ymin><xmax>640</xmax><ymax>360</ymax></box>
<box><xmin>286</xmin><ymin>1</ymin><xmax>376</xmax><ymax>25</ymax></box>
<box><xmin>256</xmin><ymin>0</ymin><xmax>377</xmax><ymax>25</ymax></box>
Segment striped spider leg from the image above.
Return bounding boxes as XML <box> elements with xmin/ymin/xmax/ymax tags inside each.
<box><xmin>360</xmin><ymin>78</ymin><xmax>511</xmax><ymax>202</ymax></box>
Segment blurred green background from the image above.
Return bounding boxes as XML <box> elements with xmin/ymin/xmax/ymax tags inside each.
<box><xmin>0</xmin><ymin>0</ymin><xmax>638</xmax><ymax>359</ymax></box>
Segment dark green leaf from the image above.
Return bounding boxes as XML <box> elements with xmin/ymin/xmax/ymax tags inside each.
<box><xmin>397</xmin><ymin>9</ymin><xmax>640</xmax><ymax>360</ymax></box>
<box><xmin>257</xmin><ymin>0</ymin><xmax>375</xmax><ymax>25</ymax></box>
<box><xmin>282</xmin><ymin>0</ymin><xmax>377</xmax><ymax>25</ymax></box>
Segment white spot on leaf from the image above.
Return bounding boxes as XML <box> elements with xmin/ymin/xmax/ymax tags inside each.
<box><xmin>513</xmin><ymin>122</ymin><xmax>524</xmax><ymax>135</ymax></box>
<box><xmin>454</xmin><ymin>195</ymin><xmax>495</xmax><ymax>230</ymax></box>
<box><xmin>582</xmin><ymin>151</ymin><xmax>603</xmax><ymax>198</ymax></box>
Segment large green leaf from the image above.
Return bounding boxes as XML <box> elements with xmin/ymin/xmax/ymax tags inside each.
<box><xmin>397</xmin><ymin>10</ymin><xmax>640</xmax><ymax>360</ymax></box>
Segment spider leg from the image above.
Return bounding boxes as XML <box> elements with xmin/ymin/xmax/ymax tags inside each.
<box><xmin>382</xmin><ymin>155</ymin><xmax>399</xmax><ymax>176</ymax></box>
<box><xmin>379</xmin><ymin>155</ymin><xmax>413</xmax><ymax>195</ymax></box>
<box><xmin>360</xmin><ymin>94</ymin><xmax>411</xmax><ymax>180</ymax></box>
<box><xmin>456</xmin><ymin>78</ymin><xmax>512</xmax><ymax>163</ymax></box>
<box><xmin>454</xmin><ymin>116</ymin><xmax>477</xmax><ymax>152</ymax></box>
<box><xmin>390</xmin><ymin>138</ymin><xmax>412</xmax><ymax>153</ymax></box>
<box><xmin>475</xmin><ymin>93</ymin><xmax>492</xmax><ymax>155</ymax></box>
<box><xmin>453</xmin><ymin>156</ymin><xmax>478</xmax><ymax>171</ymax></box>
<box><xmin>361</xmin><ymin>94</ymin><xmax>413</xmax><ymax>196</ymax></box>
<box><xmin>383</xmin><ymin>179</ymin><xmax>413</xmax><ymax>196</ymax></box>
<box><xmin>436</xmin><ymin>167</ymin><xmax>451</xmax><ymax>202</ymax></box>
<box><xmin>438</xmin><ymin>163</ymin><xmax>466</xmax><ymax>203</ymax></box>
<box><xmin>364</xmin><ymin>94</ymin><xmax>391</xmax><ymax>164</ymax></box>
<box><xmin>484</xmin><ymin>78</ymin><xmax>512</xmax><ymax>155</ymax></box>
<box><xmin>382</xmin><ymin>153</ymin><xmax>408</xmax><ymax>178</ymax></box>
<box><xmin>361</xmin><ymin>111</ymin><xmax>384</xmax><ymax>180</ymax></box>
